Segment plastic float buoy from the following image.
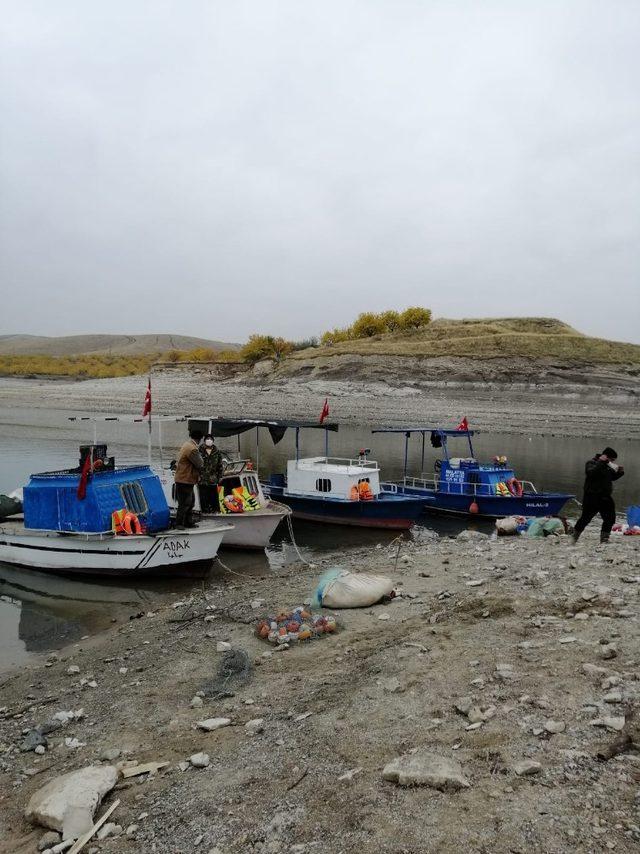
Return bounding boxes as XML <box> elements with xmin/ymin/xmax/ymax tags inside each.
<box><xmin>469</xmin><ymin>501</ymin><xmax>479</xmax><ymax>514</ymax></box>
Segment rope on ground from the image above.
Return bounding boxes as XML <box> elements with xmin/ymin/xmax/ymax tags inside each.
<box><xmin>213</xmin><ymin>553</ymin><xmax>248</xmax><ymax>578</ymax></box>
<box><xmin>286</xmin><ymin>512</ymin><xmax>313</xmax><ymax>567</ymax></box>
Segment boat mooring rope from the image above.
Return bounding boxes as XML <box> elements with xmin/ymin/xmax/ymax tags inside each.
<box><xmin>285</xmin><ymin>512</ymin><xmax>313</xmax><ymax>567</ymax></box>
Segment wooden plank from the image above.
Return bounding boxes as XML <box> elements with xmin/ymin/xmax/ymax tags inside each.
<box><xmin>67</xmin><ymin>798</ymin><xmax>120</xmax><ymax>854</ymax></box>
<box><xmin>121</xmin><ymin>761</ymin><xmax>169</xmax><ymax>778</ymax></box>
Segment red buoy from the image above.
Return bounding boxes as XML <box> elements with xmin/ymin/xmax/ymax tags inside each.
<box><xmin>469</xmin><ymin>501</ymin><xmax>479</xmax><ymax>514</ymax></box>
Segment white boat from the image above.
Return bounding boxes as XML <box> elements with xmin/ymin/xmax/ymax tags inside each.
<box><xmin>160</xmin><ymin>459</ymin><xmax>290</xmax><ymax>550</ymax></box>
<box><xmin>0</xmin><ymin>520</ymin><xmax>232</xmax><ymax>577</ymax></box>
<box><xmin>0</xmin><ymin>444</ymin><xmax>233</xmax><ymax>578</ymax></box>
<box><xmin>64</xmin><ymin>413</ymin><xmax>291</xmax><ymax>551</ymax></box>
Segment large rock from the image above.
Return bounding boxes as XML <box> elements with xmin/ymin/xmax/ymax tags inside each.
<box><xmin>25</xmin><ymin>765</ymin><xmax>118</xmax><ymax>839</ymax></box>
<box><xmin>382</xmin><ymin>751</ymin><xmax>470</xmax><ymax>790</ymax></box>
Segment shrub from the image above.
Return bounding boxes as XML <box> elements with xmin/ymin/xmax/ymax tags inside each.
<box><xmin>398</xmin><ymin>306</ymin><xmax>432</xmax><ymax>330</ymax></box>
<box><xmin>351</xmin><ymin>312</ymin><xmax>387</xmax><ymax>338</ymax></box>
<box><xmin>320</xmin><ymin>328</ymin><xmax>351</xmax><ymax>346</ymax></box>
<box><xmin>379</xmin><ymin>310</ymin><xmax>401</xmax><ymax>332</ymax></box>
<box><xmin>240</xmin><ymin>335</ymin><xmax>294</xmax><ymax>363</ymax></box>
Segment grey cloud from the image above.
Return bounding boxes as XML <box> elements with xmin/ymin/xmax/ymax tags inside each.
<box><xmin>1</xmin><ymin>0</ymin><xmax>639</xmax><ymax>342</ymax></box>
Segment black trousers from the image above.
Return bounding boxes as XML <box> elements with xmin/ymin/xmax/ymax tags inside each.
<box><xmin>574</xmin><ymin>493</ymin><xmax>616</xmax><ymax>539</ymax></box>
<box><xmin>175</xmin><ymin>483</ymin><xmax>196</xmax><ymax>527</ymax></box>
<box><xmin>198</xmin><ymin>483</ymin><xmax>218</xmax><ymax>513</ymax></box>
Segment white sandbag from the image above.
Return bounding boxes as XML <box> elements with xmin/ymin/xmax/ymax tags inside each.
<box><xmin>495</xmin><ymin>516</ymin><xmax>519</xmax><ymax>535</ymax></box>
<box><xmin>320</xmin><ymin>571</ymin><xmax>395</xmax><ymax>608</ymax></box>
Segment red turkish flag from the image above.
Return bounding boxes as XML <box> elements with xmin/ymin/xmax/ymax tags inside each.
<box><xmin>142</xmin><ymin>379</ymin><xmax>152</xmax><ymax>418</ymax></box>
<box><xmin>77</xmin><ymin>453</ymin><xmax>92</xmax><ymax>500</ymax></box>
<box><xmin>456</xmin><ymin>416</ymin><xmax>469</xmax><ymax>431</ymax></box>
<box><xmin>319</xmin><ymin>398</ymin><xmax>329</xmax><ymax>424</ymax></box>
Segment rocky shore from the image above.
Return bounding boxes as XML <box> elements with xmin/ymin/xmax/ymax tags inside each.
<box><xmin>1</xmin><ymin>368</ymin><xmax>639</xmax><ymax>439</ymax></box>
<box><xmin>2</xmin><ymin>526</ymin><xmax>640</xmax><ymax>853</ymax></box>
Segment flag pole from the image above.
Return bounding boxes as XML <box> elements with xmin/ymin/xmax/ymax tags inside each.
<box><xmin>147</xmin><ymin>376</ymin><xmax>152</xmax><ymax>466</ymax></box>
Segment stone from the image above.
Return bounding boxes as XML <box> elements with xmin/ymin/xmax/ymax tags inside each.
<box><xmin>378</xmin><ymin>613</ymin><xmax>390</xmax><ymax>621</ymax></box>
<box><xmin>455</xmin><ymin>697</ymin><xmax>474</xmax><ymax>716</ymax></box>
<box><xmin>382</xmin><ymin>677</ymin><xmax>404</xmax><ymax>694</ymax></box>
<box><xmin>38</xmin><ymin>831</ymin><xmax>61</xmax><ymax>851</ymax></box>
<box><xmin>582</xmin><ymin>663</ymin><xmax>607</xmax><ymax>678</ymax></box>
<box><xmin>126</xmin><ymin>824</ymin><xmax>139</xmax><ymax>835</ymax></box>
<box><xmin>196</xmin><ymin>718</ymin><xmax>231</xmax><ymax>732</ymax></box>
<box><xmin>66</xmin><ymin>665</ymin><xmax>80</xmax><ymax>675</ymax></box>
<box><xmin>25</xmin><ymin>765</ymin><xmax>118</xmax><ymax>838</ymax></box>
<box><xmin>21</xmin><ymin>729</ymin><xmax>48</xmax><ymax>752</ymax></box>
<box><xmin>35</xmin><ymin>745</ymin><xmax>46</xmax><ymax>755</ymax></box>
<box><xmin>382</xmin><ymin>750</ymin><xmax>470</xmax><ymax>790</ymax></box>
<box><xmin>514</xmin><ymin>759</ymin><xmax>542</xmax><ymax>776</ymax></box>
<box><xmin>190</xmin><ymin>696</ymin><xmax>204</xmax><ymax>708</ymax></box>
<box><xmin>245</xmin><ymin>718</ymin><xmax>264</xmax><ymax>735</ymax></box>
<box><xmin>544</xmin><ymin>719</ymin><xmax>566</xmax><ymax>734</ymax></box>
<box><xmin>96</xmin><ymin>822</ymin><xmax>122</xmax><ymax>840</ymax></box>
<box><xmin>100</xmin><ymin>748</ymin><xmax>121</xmax><ymax>761</ymax></box>
<box><xmin>604</xmin><ymin>691</ymin><xmax>623</xmax><ymax>703</ymax></box>
<box><xmin>591</xmin><ymin>716</ymin><xmax>625</xmax><ymax>732</ymax></box>
<box><xmin>189</xmin><ymin>752</ymin><xmax>210</xmax><ymax>768</ymax></box>
<box><xmin>600</xmin><ymin>644</ymin><xmax>618</xmax><ymax>660</ymax></box>
<box><xmin>216</xmin><ymin>641</ymin><xmax>232</xmax><ymax>652</ymax></box>
<box><xmin>466</xmin><ymin>579</ymin><xmax>485</xmax><ymax>587</ymax></box>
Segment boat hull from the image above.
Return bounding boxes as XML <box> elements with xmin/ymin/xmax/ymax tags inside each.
<box><xmin>397</xmin><ymin>485</ymin><xmax>572</xmax><ymax>519</ymax></box>
<box><xmin>200</xmin><ymin>501</ymin><xmax>290</xmax><ymax>549</ymax></box>
<box><xmin>0</xmin><ymin>523</ymin><xmax>234</xmax><ymax>577</ymax></box>
<box><xmin>262</xmin><ymin>486</ymin><xmax>425</xmax><ymax>530</ymax></box>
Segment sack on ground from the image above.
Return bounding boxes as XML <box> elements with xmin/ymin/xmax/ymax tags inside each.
<box><xmin>315</xmin><ymin>569</ymin><xmax>395</xmax><ymax>609</ymax></box>
<box><xmin>495</xmin><ymin>516</ymin><xmax>524</xmax><ymax>535</ymax></box>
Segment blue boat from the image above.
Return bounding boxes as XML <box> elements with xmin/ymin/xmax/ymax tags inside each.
<box><xmin>372</xmin><ymin>427</ymin><xmax>574</xmax><ymax>519</ymax></box>
<box><xmin>244</xmin><ymin>420</ymin><xmax>427</xmax><ymax>530</ymax></box>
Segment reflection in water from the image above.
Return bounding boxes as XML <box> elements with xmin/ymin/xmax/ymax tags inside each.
<box><xmin>0</xmin><ymin>405</ymin><xmax>638</xmax><ymax>669</ymax></box>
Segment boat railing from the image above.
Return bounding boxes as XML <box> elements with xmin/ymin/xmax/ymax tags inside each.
<box><xmin>306</xmin><ymin>456</ymin><xmax>380</xmax><ymax>471</ymax></box>
<box><xmin>403</xmin><ymin>476</ymin><xmax>538</xmax><ymax>496</ymax></box>
<box><xmin>380</xmin><ymin>482</ymin><xmax>398</xmax><ymax>493</ymax></box>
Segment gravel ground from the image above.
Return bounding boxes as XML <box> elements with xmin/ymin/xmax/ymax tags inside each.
<box><xmin>2</xmin><ymin>527</ymin><xmax>640</xmax><ymax>853</ymax></box>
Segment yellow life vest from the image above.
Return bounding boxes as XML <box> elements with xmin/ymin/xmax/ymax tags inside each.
<box><xmin>495</xmin><ymin>481</ymin><xmax>510</xmax><ymax>497</ymax></box>
<box><xmin>232</xmin><ymin>486</ymin><xmax>260</xmax><ymax>512</ymax></box>
<box><xmin>217</xmin><ymin>485</ymin><xmax>228</xmax><ymax>513</ymax></box>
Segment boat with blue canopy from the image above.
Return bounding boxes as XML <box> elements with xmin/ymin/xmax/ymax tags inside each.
<box><xmin>258</xmin><ymin>421</ymin><xmax>427</xmax><ymax>529</ymax></box>
<box><xmin>372</xmin><ymin>426</ymin><xmax>574</xmax><ymax>519</ymax></box>
<box><xmin>0</xmin><ymin>444</ymin><xmax>232</xmax><ymax>577</ymax></box>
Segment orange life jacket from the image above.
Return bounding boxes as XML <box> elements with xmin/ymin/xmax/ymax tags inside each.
<box><xmin>358</xmin><ymin>481</ymin><xmax>374</xmax><ymax>501</ymax></box>
<box><xmin>112</xmin><ymin>509</ymin><xmax>143</xmax><ymax>535</ymax></box>
<box><xmin>350</xmin><ymin>485</ymin><xmax>360</xmax><ymax>501</ymax></box>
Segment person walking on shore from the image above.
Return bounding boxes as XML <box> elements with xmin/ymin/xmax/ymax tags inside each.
<box><xmin>199</xmin><ymin>434</ymin><xmax>224</xmax><ymax>512</ymax></box>
<box><xmin>174</xmin><ymin>428</ymin><xmax>204</xmax><ymax>528</ymax></box>
<box><xmin>573</xmin><ymin>447</ymin><xmax>624</xmax><ymax>544</ymax></box>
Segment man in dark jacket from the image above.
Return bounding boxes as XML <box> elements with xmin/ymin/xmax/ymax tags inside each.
<box><xmin>573</xmin><ymin>447</ymin><xmax>624</xmax><ymax>544</ymax></box>
<box><xmin>174</xmin><ymin>429</ymin><xmax>204</xmax><ymax>528</ymax></box>
<box><xmin>198</xmin><ymin>434</ymin><xmax>225</xmax><ymax>512</ymax></box>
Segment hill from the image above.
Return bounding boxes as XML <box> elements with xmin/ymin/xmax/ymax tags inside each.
<box><xmin>290</xmin><ymin>317</ymin><xmax>640</xmax><ymax>365</ymax></box>
<box><xmin>0</xmin><ymin>333</ymin><xmax>240</xmax><ymax>357</ymax></box>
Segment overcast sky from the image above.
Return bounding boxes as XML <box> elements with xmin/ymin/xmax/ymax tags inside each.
<box><xmin>1</xmin><ymin>1</ymin><xmax>639</xmax><ymax>344</ymax></box>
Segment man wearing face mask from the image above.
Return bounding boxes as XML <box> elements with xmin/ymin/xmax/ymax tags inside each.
<box><xmin>199</xmin><ymin>434</ymin><xmax>225</xmax><ymax>513</ymax></box>
<box><xmin>573</xmin><ymin>446</ymin><xmax>625</xmax><ymax>544</ymax></box>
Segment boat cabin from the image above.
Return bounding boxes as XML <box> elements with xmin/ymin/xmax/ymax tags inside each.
<box><xmin>23</xmin><ymin>445</ymin><xmax>170</xmax><ymax>534</ymax></box>
<box><xmin>437</xmin><ymin>457</ymin><xmax>519</xmax><ymax>497</ymax></box>
<box><xmin>285</xmin><ymin>455</ymin><xmax>381</xmax><ymax>500</ymax></box>
<box><xmin>372</xmin><ymin>427</ymin><xmax>530</xmax><ymax>498</ymax></box>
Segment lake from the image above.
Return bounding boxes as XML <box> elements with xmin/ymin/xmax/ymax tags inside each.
<box><xmin>1</xmin><ymin>405</ymin><xmax>638</xmax><ymax>671</ymax></box>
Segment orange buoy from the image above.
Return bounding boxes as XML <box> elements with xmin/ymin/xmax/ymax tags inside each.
<box><xmin>469</xmin><ymin>501</ymin><xmax>479</xmax><ymax>514</ymax></box>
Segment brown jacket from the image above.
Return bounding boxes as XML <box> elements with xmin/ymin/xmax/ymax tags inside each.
<box><xmin>174</xmin><ymin>439</ymin><xmax>204</xmax><ymax>485</ymax></box>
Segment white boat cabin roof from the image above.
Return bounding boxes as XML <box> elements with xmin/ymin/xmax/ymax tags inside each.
<box><xmin>286</xmin><ymin>456</ymin><xmax>381</xmax><ymax>499</ymax></box>
<box><xmin>291</xmin><ymin>456</ymin><xmax>379</xmax><ymax>476</ymax></box>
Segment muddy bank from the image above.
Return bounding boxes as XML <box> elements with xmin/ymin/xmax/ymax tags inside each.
<box><xmin>1</xmin><ymin>369</ymin><xmax>639</xmax><ymax>440</ymax></box>
<box><xmin>1</xmin><ymin>529</ymin><xmax>640</xmax><ymax>853</ymax></box>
